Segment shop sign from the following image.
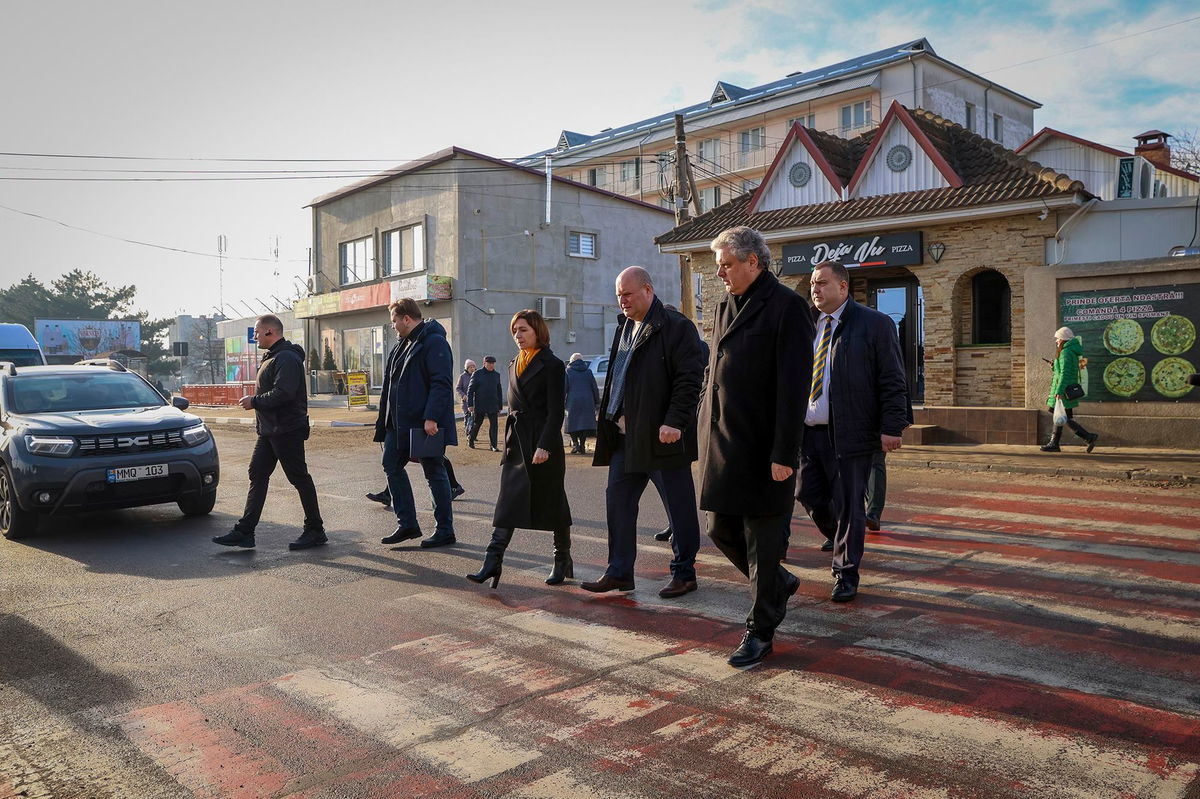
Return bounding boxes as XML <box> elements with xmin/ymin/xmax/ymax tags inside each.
<box><xmin>781</xmin><ymin>232</ymin><xmax>923</xmax><ymax>275</ymax></box>
<box><xmin>1058</xmin><ymin>283</ymin><xmax>1199</xmax><ymax>402</ymax></box>
<box><xmin>390</xmin><ymin>274</ymin><xmax>455</xmax><ymax>302</ymax></box>
<box><xmin>340</xmin><ymin>282</ymin><xmax>390</xmax><ymax>312</ymax></box>
<box><xmin>345</xmin><ymin>371</ymin><xmax>369</xmax><ymax>407</ymax></box>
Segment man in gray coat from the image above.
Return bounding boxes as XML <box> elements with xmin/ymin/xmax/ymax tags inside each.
<box><xmin>699</xmin><ymin>227</ymin><xmax>813</xmax><ymax>667</ymax></box>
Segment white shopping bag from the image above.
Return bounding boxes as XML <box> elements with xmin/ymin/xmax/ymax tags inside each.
<box><xmin>1053</xmin><ymin>397</ymin><xmax>1068</xmax><ymax>427</ymax></box>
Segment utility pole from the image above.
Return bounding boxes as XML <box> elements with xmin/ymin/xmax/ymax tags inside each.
<box><xmin>673</xmin><ymin>114</ymin><xmax>697</xmax><ymax>320</ymax></box>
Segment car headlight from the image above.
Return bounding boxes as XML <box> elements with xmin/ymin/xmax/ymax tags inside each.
<box><xmin>25</xmin><ymin>435</ymin><xmax>77</xmax><ymax>456</ymax></box>
<box><xmin>181</xmin><ymin>423</ymin><xmax>211</xmax><ymax>446</ymax></box>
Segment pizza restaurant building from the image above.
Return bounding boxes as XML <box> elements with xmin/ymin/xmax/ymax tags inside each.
<box><xmin>658</xmin><ymin>103</ymin><xmax>1103</xmax><ymax>446</ymax></box>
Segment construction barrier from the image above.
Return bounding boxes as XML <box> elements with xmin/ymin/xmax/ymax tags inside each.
<box><xmin>182</xmin><ymin>382</ymin><xmax>256</xmax><ymax>406</ymax></box>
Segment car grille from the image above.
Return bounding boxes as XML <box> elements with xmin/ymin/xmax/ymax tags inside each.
<box><xmin>76</xmin><ymin>429</ymin><xmax>186</xmax><ymax>456</ymax></box>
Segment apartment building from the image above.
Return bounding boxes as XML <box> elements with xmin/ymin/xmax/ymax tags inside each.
<box><xmin>518</xmin><ymin>38</ymin><xmax>1039</xmax><ymax>214</ymax></box>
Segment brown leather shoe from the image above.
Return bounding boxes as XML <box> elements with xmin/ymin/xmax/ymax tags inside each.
<box><xmin>658</xmin><ymin>578</ymin><xmax>697</xmax><ymax>598</ymax></box>
<box><xmin>580</xmin><ymin>575</ymin><xmax>635</xmax><ymax>593</ymax></box>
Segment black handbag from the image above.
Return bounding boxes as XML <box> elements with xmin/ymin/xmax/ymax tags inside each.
<box><xmin>1063</xmin><ymin>383</ymin><xmax>1085</xmax><ymax>401</ymax></box>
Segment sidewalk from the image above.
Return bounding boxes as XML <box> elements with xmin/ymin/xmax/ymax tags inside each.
<box><xmin>193</xmin><ymin>394</ymin><xmax>1200</xmax><ymax>484</ymax></box>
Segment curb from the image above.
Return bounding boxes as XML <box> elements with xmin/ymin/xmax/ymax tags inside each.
<box><xmin>891</xmin><ymin>455</ymin><xmax>1199</xmax><ymax>484</ymax></box>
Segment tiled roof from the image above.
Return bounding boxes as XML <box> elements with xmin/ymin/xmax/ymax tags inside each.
<box><xmin>1017</xmin><ymin>128</ymin><xmax>1200</xmax><ymax>182</ymax></box>
<box><xmin>655</xmin><ymin>106</ymin><xmax>1089</xmax><ymax>247</ymax></box>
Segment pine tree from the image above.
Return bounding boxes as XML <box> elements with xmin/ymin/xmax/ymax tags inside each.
<box><xmin>322</xmin><ymin>341</ymin><xmax>337</xmax><ymax>371</ymax></box>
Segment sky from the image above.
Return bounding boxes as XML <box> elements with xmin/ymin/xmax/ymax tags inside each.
<box><xmin>1</xmin><ymin>0</ymin><xmax>1197</xmax><ymax>322</ymax></box>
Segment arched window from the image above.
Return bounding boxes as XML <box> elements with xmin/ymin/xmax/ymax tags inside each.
<box><xmin>972</xmin><ymin>270</ymin><xmax>1011</xmax><ymax>344</ymax></box>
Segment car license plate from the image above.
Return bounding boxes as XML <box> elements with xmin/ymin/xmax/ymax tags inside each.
<box><xmin>106</xmin><ymin>463</ymin><xmax>168</xmax><ymax>483</ymax></box>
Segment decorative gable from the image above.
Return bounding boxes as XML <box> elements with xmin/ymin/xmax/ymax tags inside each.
<box><xmin>848</xmin><ymin>101</ymin><xmax>962</xmax><ymax>199</ymax></box>
<box><xmin>749</xmin><ymin>124</ymin><xmax>845</xmax><ymax>213</ymax></box>
<box><xmin>556</xmin><ymin>130</ymin><xmax>590</xmax><ymax>151</ymax></box>
<box><xmin>709</xmin><ymin>81</ymin><xmax>748</xmax><ymax>105</ymax></box>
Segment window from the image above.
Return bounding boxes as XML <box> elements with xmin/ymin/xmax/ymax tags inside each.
<box><xmin>587</xmin><ymin>167</ymin><xmax>606</xmax><ymax>187</ymax></box>
<box><xmin>965</xmin><ymin>102</ymin><xmax>976</xmax><ymax>132</ymax></box>
<box><xmin>382</xmin><ymin>222</ymin><xmax>425</xmax><ymax>276</ymax></box>
<box><xmin>568</xmin><ymin>231</ymin><xmax>597</xmax><ymax>258</ymax></box>
<box><xmin>339</xmin><ymin>236</ymin><xmax>374</xmax><ymax>285</ymax></box>
<box><xmin>697</xmin><ymin>137</ymin><xmax>721</xmax><ymax>167</ymax></box>
<box><xmin>840</xmin><ymin>101</ymin><xmax>871</xmax><ymax>134</ymax></box>
<box><xmin>699</xmin><ymin>186</ymin><xmax>721</xmax><ymax>212</ymax></box>
<box><xmin>972</xmin><ymin>270</ymin><xmax>1011</xmax><ymax>344</ymax></box>
<box><xmin>741</xmin><ymin>179</ymin><xmax>759</xmax><ymax>194</ymax></box>
<box><xmin>739</xmin><ymin>127</ymin><xmax>765</xmax><ymax>152</ymax></box>
<box><xmin>992</xmin><ymin>113</ymin><xmax>1003</xmax><ymax>141</ymax></box>
<box><xmin>787</xmin><ymin>114</ymin><xmax>816</xmax><ymax>130</ymax></box>
<box><xmin>619</xmin><ymin>159</ymin><xmax>641</xmax><ymax>186</ymax></box>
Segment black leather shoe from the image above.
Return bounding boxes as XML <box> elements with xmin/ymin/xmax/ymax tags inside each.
<box><xmin>490</xmin><ymin>445</ymin><xmax>500</xmax><ymax>452</ymax></box>
<box><xmin>451</xmin><ymin>485</ymin><xmax>466</xmax><ymax>500</ymax></box>
<box><xmin>382</xmin><ymin>526</ymin><xmax>422</xmax><ymax>544</ymax></box>
<box><xmin>212</xmin><ymin>529</ymin><xmax>255</xmax><ymax>548</ymax></box>
<box><xmin>654</xmin><ymin>528</ymin><xmax>672</xmax><ymax>542</ymax></box>
<box><xmin>820</xmin><ymin>538</ymin><xmax>834</xmax><ymax>552</ymax></box>
<box><xmin>866</xmin><ymin>516</ymin><xmax>880</xmax><ymax>532</ymax></box>
<box><xmin>658</xmin><ymin>578</ymin><xmax>697</xmax><ymax>598</ymax></box>
<box><xmin>1040</xmin><ymin>443</ymin><xmax>1061</xmax><ymax>452</ymax></box>
<box><xmin>1086</xmin><ymin>433</ymin><xmax>1099</xmax><ymax>453</ymax></box>
<box><xmin>831</xmin><ymin>577</ymin><xmax>858</xmax><ymax>602</ymax></box>
<box><xmin>289</xmin><ymin>530</ymin><xmax>328</xmax><ymax>550</ymax></box>
<box><xmin>468</xmin><ymin>440</ymin><xmax>476</xmax><ymax>449</ymax></box>
<box><xmin>366</xmin><ymin>490</ymin><xmax>390</xmax><ymax>505</ymax></box>
<box><xmin>728</xmin><ymin>632</ymin><xmax>773</xmax><ymax>667</ymax></box>
<box><xmin>420</xmin><ymin>533</ymin><xmax>457</xmax><ymax>548</ymax></box>
<box><xmin>780</xmin><ymin>572</ymin><xmax>800</xmax><ymax>602</ymax></box>
<box><xmin>580</xmin><ymin>575</ymin><xmax>635</xmax><ymax>593</ymax></box>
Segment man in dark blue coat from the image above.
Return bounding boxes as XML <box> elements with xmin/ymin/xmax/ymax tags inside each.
<box><xmin>467</xmin><ymin>355</ymin><xmax>503</xmax><ymax>451</ymax></box>
<box><xmin>374</xmin><ymin>298</ymin><xmax>457</xmax><ymax>548</ymax></box>
<box><xmin>798</xmin><ymin>261</ymin><xmax>909</xmax><ymax>602</ymax></box>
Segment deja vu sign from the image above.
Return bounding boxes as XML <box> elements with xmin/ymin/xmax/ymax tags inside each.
<box><xmin>781</xmin><ymin>232</ymin><xmax>923</xmax><ymax>275</ymax></box>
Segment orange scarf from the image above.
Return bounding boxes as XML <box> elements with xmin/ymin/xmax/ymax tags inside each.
<box><xmin>515</xmin><ymin>348</ymin><xmax>540</xmax><ymax>377</ymax></box>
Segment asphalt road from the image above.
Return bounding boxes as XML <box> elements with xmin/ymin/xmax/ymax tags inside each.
<box><xmin>2</xmin><ymin>426</ymin><xmax>1199</xmax><ymax>798</ymax></box>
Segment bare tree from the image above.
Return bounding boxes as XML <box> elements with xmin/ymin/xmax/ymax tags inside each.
<box><xmin>1172</xmin><ymin>128</ymin><xmax>1200</xmax><ymax>176</ymax></box>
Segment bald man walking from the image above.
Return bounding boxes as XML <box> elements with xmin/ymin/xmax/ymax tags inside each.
<box><xmin>583</xmin><ymin>266</ymin><xmax>706</xmax><ymax>598</ymax></box>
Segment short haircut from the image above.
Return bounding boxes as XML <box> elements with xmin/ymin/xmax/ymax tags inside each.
<box><xmin>710</xmin><ymin>226</ymin><xmax>771</xmax><ymax>271</ymax></box>
<box><xmin>812</xmin><ymin>260</ymin><xmax>850</xmax><ymax>284</ymax></box>
<box><xmin>511</xmin><ymin>309</ymin><xmax>550</xmax><ymax>349</ymax></box>
<box><xmin>617</xmin><ymin>265</ymin><xmax>653</xmax><ymax>289</ymax></box>
<box><xmin>389</xmin><ymin>298</ymin><xmax>422</xmax><ymax>320</ymax></box>
<box><xmin>255</xmin><ymin>314</ymin><xmax>283</xmax><ymax>334</ymax></box>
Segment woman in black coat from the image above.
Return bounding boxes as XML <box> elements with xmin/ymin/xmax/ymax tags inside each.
<box><xmin>467</xmin><ymin>310</ymin><xmax>573</xmax><ymax>588</ymax></box>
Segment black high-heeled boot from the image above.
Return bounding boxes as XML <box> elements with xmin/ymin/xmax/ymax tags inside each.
<box><xmin>467</xmin><ymin>528</ymin><xmax>514</xmax><ymax>588</ymax></box>
<box><xmin>545</xmin><ymin>527</ymin><xmax>574</xmax><ymax>585</ymax></box>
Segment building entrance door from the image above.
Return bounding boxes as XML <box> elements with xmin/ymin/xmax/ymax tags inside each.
<box><xmin>868</xmin><ymin>277</ymin><xmax>924</xmax><ymax>402</ymax></box>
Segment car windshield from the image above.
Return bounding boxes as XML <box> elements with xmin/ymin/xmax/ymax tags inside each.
<box><xmin>8</xmin><ymin>373</ymin><xmax>165</xmax><ymax>413</ymax></box>
<box><xmin>0</xmin><ymin>348</ymin><xmax>43</xmax><ymax>366</ymax></box>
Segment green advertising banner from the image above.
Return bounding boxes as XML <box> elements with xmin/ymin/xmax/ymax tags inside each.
<box><xmin>1059</xmin><ymin>284</ymin><xmax>1199</xmax><ymax>402</ymax></box>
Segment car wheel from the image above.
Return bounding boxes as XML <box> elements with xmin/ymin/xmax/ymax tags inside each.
<box><xmin>0</xmin><ymin>465</ymin><xmax>38</xmax><ymax>540</ymax></box>
<box><xmin>178</xmin><ymin>491</ymin><xmax>217</xmax><ymax>516</ymax></box>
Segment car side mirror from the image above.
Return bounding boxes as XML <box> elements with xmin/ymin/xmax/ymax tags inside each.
<box><xmin>171</xmin><ymin>396</ymin><xmax>190</xmax><ymax>410</ymax></box>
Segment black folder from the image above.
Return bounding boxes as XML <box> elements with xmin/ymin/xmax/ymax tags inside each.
<box><xmin>409</xmin><ymin>428</ymin><xmax>446</xmax><ymax>459</ymax></box>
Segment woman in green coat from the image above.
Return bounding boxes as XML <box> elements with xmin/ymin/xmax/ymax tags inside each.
<box><xmin>1042</xmin><ymin>326</ymin><xmax>1100</xmax><ymax>453</ymax></box>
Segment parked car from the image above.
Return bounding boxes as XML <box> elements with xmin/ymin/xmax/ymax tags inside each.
<box><xmin>580</xmin><ymin>354</ymin><xmax>609</xmax><ymax>392</ymax></box>
<box><xmin>0</xmin><ymin>359</ymin><xmax>219</xmax><ymax>540</ymax></box>
<box><xmin>0</xmin><ymin>323</ymin><xmax>46</xmax><ymax>366</ymax></box>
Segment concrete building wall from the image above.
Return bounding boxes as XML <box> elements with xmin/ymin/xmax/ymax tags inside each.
<box><xmin>1050</xmin><ymin>197</ymin><xmax>1200</xmax><ymax>264</ymax></box>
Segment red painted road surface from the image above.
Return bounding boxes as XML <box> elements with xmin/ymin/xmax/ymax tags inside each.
<box><xmin>3</xmin><ymin>471</ymin><xmax>1199</xmax><ymax>798</ymax></box>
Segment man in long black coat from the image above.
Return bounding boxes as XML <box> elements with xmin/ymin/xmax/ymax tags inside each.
<box><xmin>799</xmin><ymin>260</ymin><xmax>908</xmax><ymax>603</ymax></box>
<box><xmin>583</xmin><ymin>266</ymin><xmax>705</xmax><ymax>598</ymax></box>
<box><xmin>467</xmin><ymin>356</ymin><xmax>503</xmax><ymax>451</ymax></box>
<box><xmin>699</xmin><ymin>226</ymin><xmax>813</xmax><ymax>668</ymax></box>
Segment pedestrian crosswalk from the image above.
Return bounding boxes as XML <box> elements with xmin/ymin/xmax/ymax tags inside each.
<box><xmin>56</xmin><ymin>477</ymin><xmax>1200</xmax><ymax>795</ymax></box>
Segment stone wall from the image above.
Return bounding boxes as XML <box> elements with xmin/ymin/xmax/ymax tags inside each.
<box><xmin>954</xmin><ymin>346</ymin><xmax>1013</xmax><ymax>406</ymax></box>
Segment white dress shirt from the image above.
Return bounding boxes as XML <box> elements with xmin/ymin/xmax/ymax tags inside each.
<box><xmin>804</xmin><ymin>299</ymin><xmax>849</xmax><ymax>426</ymax></box>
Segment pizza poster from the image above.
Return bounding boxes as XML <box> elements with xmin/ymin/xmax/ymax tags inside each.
<box><xmin>1059</xmin><ymin>284</ymin><xmax>1199</xmax><ymax>402</ymax></box>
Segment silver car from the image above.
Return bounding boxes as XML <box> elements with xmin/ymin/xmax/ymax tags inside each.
<box><xmin>580</xmin><ymin>354</ymin><xmax>608</xmax><ymax>392</ymax></box>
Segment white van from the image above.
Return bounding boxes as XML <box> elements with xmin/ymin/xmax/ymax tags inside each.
<box><xmin>0</xmin><ymin>323</ymin><xmax>47</xmax><ymax>366</ymax></box>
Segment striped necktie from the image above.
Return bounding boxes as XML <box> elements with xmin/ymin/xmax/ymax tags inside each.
<box><xmin>809</xmin><ymin>315</ymin><xmax>833</xmax><ymax>404</ymax></box>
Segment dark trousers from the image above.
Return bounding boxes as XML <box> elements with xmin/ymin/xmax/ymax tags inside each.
<box><xmin>604</xmin><ymin>439</ymin><xmax>699</xmax><ymax>582</ymax></box>
<box><xmin>382</xmin><ymin>428</ymin><xmax>453</xmax><ymax>536</ymax></box>
<box><xmin>471</xmin><ymin>410</ymin><xmax>499</xmax><ymax>448</ymax></box>
<box><xmin>708</xmin><ymin>511</ymin><xmax>791</xmax><ymax>639</ymax></box>
<box><xmin>462</xmin><ymin>402</ymin><xmax>474</xmax><ymax>440</ymax></box>
<box><xmin>798</xmin><ymin>425</ymin><xmax>872</xmax><ymax>586</ymax></box>
<box><xmin>1048</xmin><ymin>407</ymin><xmax>1092</xmax><ymax>444</ymax></box>
<box><xmin>865</xmin><ymin>450</ymin><xmax>887</xmax><ymax>522</ymax></box>
<box><xmin>237</xmin><ymin>433</ymin><xmax>323</xmax><ymax>532</ymax></box>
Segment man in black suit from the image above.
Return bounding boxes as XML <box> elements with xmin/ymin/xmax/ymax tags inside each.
<box><xmin>467</xmin><ymin>355</ymin><xmax>503</xmax><ymax>452</ymax></box>
<box><xmin>799</xmin><ymin>260</ymin><xmax>909</xmax><ymax>602</ymax></box>
<box><xmin>582</xmin><ymin>266</ymin><xmax>705</xmax><ymax>598</ymax></box>
<box><xmin>699</xmin><ymin>226</ymin><xmax>813</xmax><ymax>667</ymax></box>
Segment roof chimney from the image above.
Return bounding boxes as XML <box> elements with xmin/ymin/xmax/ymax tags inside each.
<box><xmin>1134</xmin><ymin>130</ymin><xmax>1172</xmax><ymax>169</ymax></box>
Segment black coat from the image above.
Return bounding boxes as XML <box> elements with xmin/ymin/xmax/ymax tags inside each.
<box><xmin>373</xmin><ymin>319</ymin><xmax>457</xmax><ymax>445</ymax></box>
<box><xmin>563</xmin><ymin>359</ymin><xmax>599</xmax><ymax>434</ymax></box>
<box><xmin>250</xmin><ymin>339</ymin><xmax>309</xmax><ymax>437</ymax></box>
<box><xmin>467</xmin><ymin>367</ymin><xmax>503</xmax><ymax>414</ymax></box>
<box><xmin>698</xmin><ymin>271</ymin><xmax>814</xmax><ymax>516</ymax></box>
<box><xmin>593</xmin><ymin>297</ymin><xmax>705</xmax><ymax>473</ymax></box>
<box><xmin>814</xmin><ymin>297</ymin><xmax>910</xmax><ymax>458</ymax></box>
<box><xmin>492</xmin><ymin>348</ymin><xmax>572</xmax><ymax>531</ymax></box>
